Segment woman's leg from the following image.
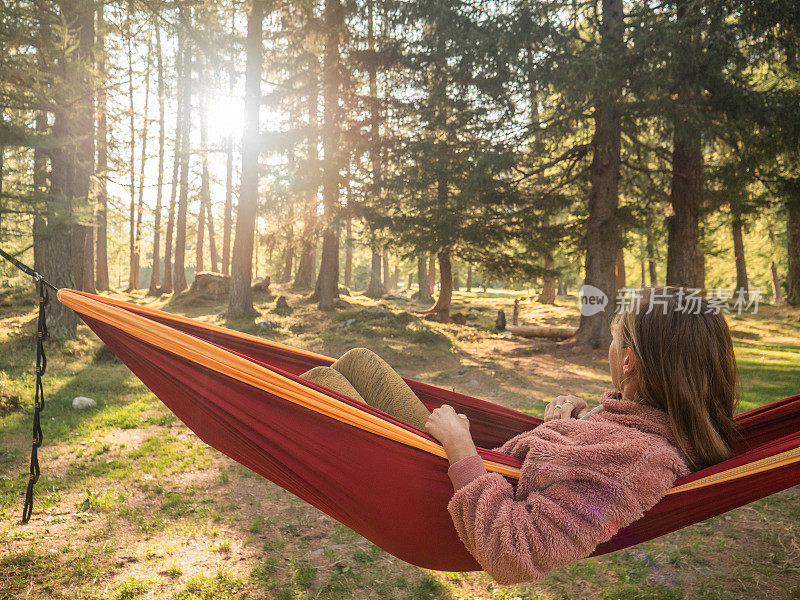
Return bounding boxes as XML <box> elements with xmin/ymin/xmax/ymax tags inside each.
<box><xmin>330</xmin><ymin>348</ymin><xmax>431</xmax><ymax>429</ymax></box>
<box><xmin>300</xmin><ymin>366</ymin><xmax>367</xmax><ymax>403</ymax></box>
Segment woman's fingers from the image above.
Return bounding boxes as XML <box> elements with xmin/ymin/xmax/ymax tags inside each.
<box><xmin>544</xmin><ymin>399</ymin><xmax>554</xmax><ymax>422</ymax></box>
<box><xmin>545</xmin><ymin>396</ymin><xmax>588</xmax><ymax>421</ymax></box>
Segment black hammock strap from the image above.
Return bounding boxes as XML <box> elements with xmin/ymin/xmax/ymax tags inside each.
<box><xmin>23</xmin><ymin>279</ymin><xmax>48</xmax><ymax>522</ymax></box>
<box><xmin>0</xmin><ymin>247</ymin><xmax>56</xmax><ymax>523</ymax></box>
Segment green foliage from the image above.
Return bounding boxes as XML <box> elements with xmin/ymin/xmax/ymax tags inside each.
<box><xmin>173</xmin><ymin>571</ymin><xmax>244</xmax><ymax>600</ymax></box>
<box><xmin>114</xmin><ymin>578</ymin><xmax>148</xmax><ymax>600</ymax></box>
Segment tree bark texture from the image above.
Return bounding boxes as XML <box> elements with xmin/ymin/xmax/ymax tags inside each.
<box><xmin>428</xmin><ymin>254</ymin><xmax>436</xmax><ymax>295</ymax></box>
<box><xmin>382</xmin><ymin>248</ymin><xmax>390</xmax><ymax>293</ymax></box>
<box><xmin>293</xmin><ymin>75</ymin><xmax>320</xmax><ymax>290</ymax></box>
<box><xmin>365</xmin><ymin>248</ymin><xmax>383</xmax><ymax>297</ymax></box>
<box><xmin>228</xmin><ymin>0</ymin><xmax>263</xmax><ymax>316</ymax></box>
<box><xmin>615</xmin><ymin>248</ymin><xmax>625</xmax><ymax>290</ymax></box>
<box><xmin>731</xmin><ymin>202</ymin><xmax>748</xmax><ymax>295</ymax></box>
<box><xmin>573</xmin><ymin>0</ymin><xmax>622</xmax><ymax>349</ymax></box>
<box><xmin>787</xmin><ymin>197</ymin><xmax>800</xmax><ymax>305</ymax></box>
<box><xmin>46</xmin><ymin>0</ymin><xmax>95</xmax><ymax>336</ymax></box>
<box><xmin>314</xmin><ymin>0</ymin><xmax>344</xmax><ymax>309</ymax></box>
<box><xmin>149</xmin><ymin>24</ymin><xmax>166</xmax><ymax>295</ymax></box>
<box><xmin>173</xmin><ymin>29</ymin><xmax>192</xmax><ymax>293</ymax></box>
<box><xmin>417</xmin><ymin>255</ymin><xmax>432</xmax><ymax>302</ymax></box>
<box><xmin>344</xmin><ymin>216</ymin><xmax>352</xmax><ymax>288</ymax></box>
<box><xmin>162</xmin><ymin>32</ymin><xmax>183</xmax><ymax>294</ymax></box>
<box><xmin>666</xmin><ymin>0</ymin><xmax>702</xmax><ymax>289</ymax></box>
<box><xmin>428</xmin><ymin>250</ymin><xmax>453</xmax><ymax>321</ymax></box>
<box><xmin>93</xmin><ymin>5</ymin><xmax>109</xmax><ymax>290</ymax></box>
<box><xmin>538</xmin><ymin>254</ymin><xmax>556</xmax><ymax>304</ymax></box>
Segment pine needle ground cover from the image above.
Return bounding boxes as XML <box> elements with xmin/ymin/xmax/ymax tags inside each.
<box><xmin>1</xmin><ymin>285</ymin><xmax>798</xmax><ymax>600</ymax></box>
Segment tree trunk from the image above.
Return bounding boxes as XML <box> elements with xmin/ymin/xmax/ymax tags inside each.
<box><xmin>218</xmin><ymin>141</ymin><xmax>233</xmax><ymax>275</ymax></box>
<box><xmin>131</xmin><ymin>26</ymin><xmax>152</xmax><ymax>290</ymax></box>
<box><xmin>198</xmin><ymin>63</ymin><xmax>220</xmax><ymax>275</ymax></box>
<box><xmin>228</xmin><ymin>0</ymin><xmax>263</xmax><ymax>316</ymax></box>
<box><xmin>293</xmin><ymin>179</ymin><xmax>318</xmax><ymax>290</ymax></box>
<box><xmin>695</xmin><ymin>227</ymin><xmax>706</xmax><ymax>290</ymax></box>
<box><xmin>313</xmin><ymin>0</ymin><xmax>344</xmax><ymax>309</ymax></box>
<box><xmin>33</xmin><ymin>111</ymin><xmax>48</xmax><ymax>276</ymax></box>
<box><xmin>294</xmin><ymin>64</ymin><xmax>320</xmax><ymax>291</ymax></box>
<box><xmin>393</xmin><ymin>265</ymin><xmax>399</xmax><ymax>291</ymax></box>
<box><xmin>573</xmin><ymin>0</ymin><xmax>622</xmax><ymax>349</ymax></box>
<box><xmin>640</xmin><ymin>258</ymin><xmax>646</xmax><ymax>288</ymax></box>
<box><xmin>787</xmin><ymin>197</ymin><xmax>800</xmax><ymax>305</ymax></box>
<box><xmin>46</xmin><ymin>0</ymin><xmax>95</xmax><ymax>336</ymax></box>
<box><xmin>148</xmin><ymin>24</ymin><xmax>166</xmax><ymax>295</ymax></box>
<box><xmin>206</xmin><ymin>189</ymin><xmax>218</xmax><ymax>272</ymax></box>
<box><xmin>74</xmin><ymin>8</ymin><xmax>95</xmax><ymax>295</ymax></box>
<box><xmin>615</xmin><ymin>248</ymin><xmax>625</xmax><ymax>290</ymax></box>
<box><xmin>173</xmin><ymin>27</ymin><xmax>192</xmax><ymax>293</ymax></box>
<box><xmin>365</xmin><ymin>248</ymin><xmax>383</xmax><ymax>297</ymax></box>
<box><xmin>466</xmin><ymin>264</ymin><xmax>472</xmax><ymax>292</ymax></box>
<box><xmin>452</xmin><ymin>269</ymin><xmax>459</xmax><ymax>292</ymax></box>
<box><xmin>731</xmin><ymin>201</ymin><xmax>748</xmax><ymax>295</ymax></box>
<box><xmin>344</xmin><ymin>216</ymin><xmax>353</xmax><ymax>288</ymax></box>
<box><xmin>428</xmin><ymin>254</ymin><xmax>436</xmax><ymax>295</ymax></box>
<box><xmin>538</xmin><ymin>254</ymin><xmax>556</xmax><ymax>303</ymax></box>
<box><xmin>280</xmin><ymin>199</ymin><xmax>294</xmax><ymax>283</ymax></box>
<box><xmin>426</xmin><ymin>250</ymin><xmax>453</xmax><ymax>321</ymax></box>
<box><xmin>32</xmin><ymin>15</ymin><xmax>50</xmax><ymax>275</ymax></box>
<box><xmin>362</xmin><ymin>0</ymin><xmax>383</xmax><ymax>302</ymax></box>
<box><xmin>382</xmin><ymin>248</ymin><xmax>390</xmax><ymax>293</ymax></box>
<box><xmin>294</xmin><ymin>232</ymin><xmax>317</xmax><ymax>289</ymax></box>
<box><xmin>76</xmin><ymin>223</ymin><xmax>94</xmax><ymax>292</ymax></box>
<box><xmin>417</xmin><ymin>254</ymin><xmax>432</xmax><ymax>302</ymax></box>
<box><xmin>126</xmin><ymin>28</ymin><xmax>137</xmax><ymax>290</ymax></box>
<box><xmin>222</xmin><ymin>8</ymin><xmax>236</xmax><ymax>277</ymax></box>
<box><xmin>315</xmin><ymin>225</ymin><xmax>340</xmax><ymax>307</ymax></box>
<box><xmin>222</xmin><ymin>135</ymin><xmax>234</xmax><ymax>276</ymax></box>
<box><xmin>666</xmin><ymin>0</ymin><xmax>702</xmax><ymax>289</ymax></box>
<box><xmin>162</xmin><ymin>31</ymin><xmax>183</xmax><ymax>294</ymax></box>
<box><xmin>196</xmin><ymin>75</ymin><xmax>213</xmax><ymax>274</ymax></box>
<box><xmin>647</xmin><ymin>232</ymin><xmax>657</xmax><ymax>286</ymax></box>
<box><xmin>196</xmin><ymin>201</ymin><xmax>206</xmax><ymax>275</ymax></box>
<box><xmin>770</xmin><ymin>260</ymin><xmax>782</xmax><ymax>304</ymax></box>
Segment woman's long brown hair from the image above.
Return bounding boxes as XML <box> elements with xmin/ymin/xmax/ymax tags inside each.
<box><xmin>611</xmin><ymin>286</ymin><xmax>741</xmax><ymax>471</ymax></box>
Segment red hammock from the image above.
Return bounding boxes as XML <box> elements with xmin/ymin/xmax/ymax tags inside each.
<box><xmin>59</xmin><ymin>290</ymin><xmax>800</xmax><ymax>572</ymax></box>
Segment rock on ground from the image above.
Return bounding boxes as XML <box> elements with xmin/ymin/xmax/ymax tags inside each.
<box><xmin>188</xmin><ymin>272</ymin><xmax>230</xmax><ymax>301</ymax></box>
<box><xmin>72</xmin><ymin>396</ymin><xmax>96</xmax><ymax>410</ymax></box>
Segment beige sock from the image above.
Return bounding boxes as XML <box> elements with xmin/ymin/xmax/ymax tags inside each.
<box><xmin>330</xmin><ymin>348</ymin><xmax>431</xmax><ymax>429</ymax></box>
<box><xmin>300</xmin><ymin>366</ymin><xmax>367</xmax><ymax>403</ymax></box>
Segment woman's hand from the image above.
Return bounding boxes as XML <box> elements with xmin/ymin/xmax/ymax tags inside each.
<box><xmin>544</xmin><ymin>395</ymin><xmax>589</xmax><ymax>422</ymax></box>
<box><xmin>425</xmin><ymin>405</ymin><xmax>478</xmax><ymax>465</ymax></box>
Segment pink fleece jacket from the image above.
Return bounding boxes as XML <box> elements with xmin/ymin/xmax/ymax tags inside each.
<box><xmin>446</xmin><ymin>391</ymin><xmax>693</xmax><ymax>584</ymax></box>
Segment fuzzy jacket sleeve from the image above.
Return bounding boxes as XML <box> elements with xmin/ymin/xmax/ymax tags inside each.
<box><xmin>446</xmin><ymin>418</ymin><xmax>690</xmax><ymax>585</ymax></box>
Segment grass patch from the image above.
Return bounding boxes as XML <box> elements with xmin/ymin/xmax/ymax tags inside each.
<box><xmin>0</xmin><ymin>550</ymin><xmax>59</xmax><ymax>598</ymax></box>
<box><xmin>325</xmin><ymin>306</ymin><xmax>452</xmax><ymax>350</ymax></box>
<box><xmin>115</xmin><ymin>577</ymin><xmax>148</xmax><ymax>599</ymax></box>
<box><xmin>173</xmin><ymin>570</ymin><xmax>245</xmax><ymax>600</ymax></box>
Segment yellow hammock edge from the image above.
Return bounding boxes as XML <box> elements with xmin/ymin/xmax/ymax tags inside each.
<box><xmin>58</xmin><ymin>290</ymin><xmax>800</xmax><ymax>496</ymax></box>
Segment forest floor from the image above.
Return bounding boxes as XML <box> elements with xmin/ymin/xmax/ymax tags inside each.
<box><xmin>0</xmin><ymin>282</ymin><xmax>798</xmax><ymax>600</ymax></box>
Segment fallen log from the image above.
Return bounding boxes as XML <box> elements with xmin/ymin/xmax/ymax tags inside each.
<box><xmin>508</xmin><ymin>325</ymin><xmax>577</xmax><ymax>339</ymax></box>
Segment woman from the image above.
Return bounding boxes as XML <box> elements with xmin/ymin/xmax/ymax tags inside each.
<box><xmin>302</xmin><ymin>286</ymin><xmax>741</xmax><ymax>584</ymax></box>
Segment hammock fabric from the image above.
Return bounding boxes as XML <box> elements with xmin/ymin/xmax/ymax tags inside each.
<box><xmin>57</xmin><ymin>289</ymin><xmax>800</xmax><ymax>572</ymax></box>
